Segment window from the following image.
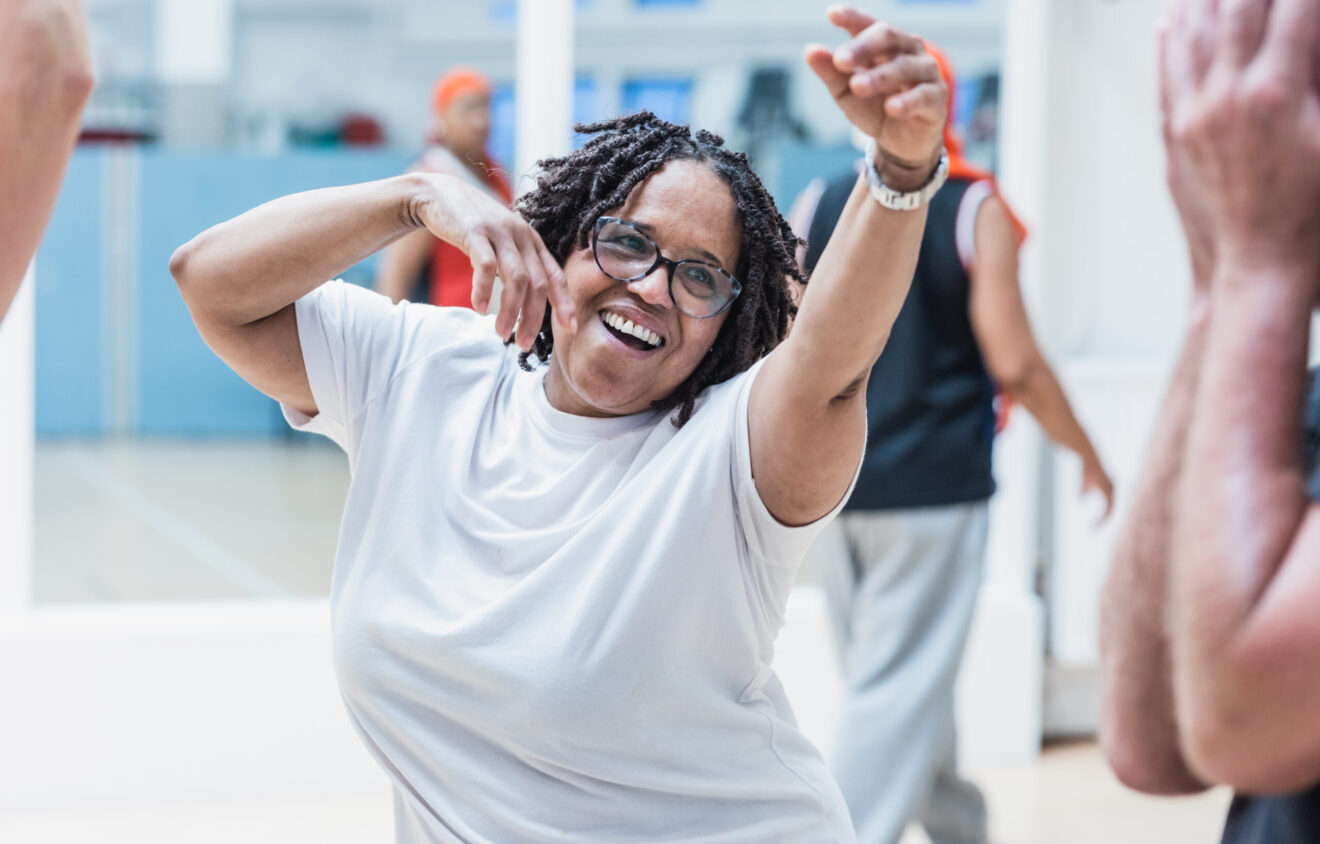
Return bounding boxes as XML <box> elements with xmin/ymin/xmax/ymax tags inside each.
<box><xmin>622</xmin><ymin>77</ymin><xmax>693</xmax><ymax>126</ymax></box>
<box><xmin>489</xmin><ymin>76</ymin><xmax>602</xmax><ymax>166</ymax></box>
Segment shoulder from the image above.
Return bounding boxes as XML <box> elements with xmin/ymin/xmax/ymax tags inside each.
<box><xmin>685</xmin><ymin>359</ymin><xmax>768</xmax><ymax>427</ymax></box>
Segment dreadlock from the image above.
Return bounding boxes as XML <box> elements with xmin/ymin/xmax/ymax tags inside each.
<box><xmin>514</xmin><ymin>111</ymin><xmax>802</xmax><ymax>427</ymax></box>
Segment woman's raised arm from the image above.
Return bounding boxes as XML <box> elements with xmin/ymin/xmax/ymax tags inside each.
<box><xmin>171</xmin><ymin>172</ymin><xmax>567</xmax><ymax>416</ymax></box>
<box><xmin>749</xmin><ymin>8</ymin><xmax>947</xmax><ymax>526</ymax></box>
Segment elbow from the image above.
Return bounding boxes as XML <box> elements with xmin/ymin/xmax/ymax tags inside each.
<box><xmin>169</xmin><ymin>241</ymin><xmax>195</xmax><ymax>290</ymax></box>
<box><xmin>169</xmin><ymin>238</ymin><xmax>213</xmax><ymax>312</ymax></box>
<box><xmin>1180</xmin><ymin>704</ymin><xmax>1254</xmax><ymax>790</ymax></box>
<box><xmin>987</xmin><ymin>353</ymin><xmax>1040</xmax><ymax>397</ymax></box>
<box><xmin>62</xmin><ymin>64</ymin><xmax>95</xmax><ymax>110</ymax></box>
<box><xmin>24</xmin><ymin>4</ymin><xmax>96</xmax><ymax>108</ymax></box>
<box><xmin>1100</xmin><ymin>727</ymin><xmax>1165</xmax><ymax>795</ymax></box>
<box><xmin>1180</xmin><ymin>700</ymin><xmax>1319</xmax><ymax>794</ymax></box>
<box><xmin>1099</xmin><ymin>709</ymin><xmax>1207</xmax><ymax>796</ymax></box>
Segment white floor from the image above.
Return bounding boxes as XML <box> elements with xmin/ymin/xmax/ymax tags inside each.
<box><xmin>35</xmin><ymin>439</ymin><xmax>347</xmax><ymax>603</ymax></box>
<box><xmin>0</xmin><ymin>741</ymin><xmax>1231</xmax><ymax>844</ymax></box>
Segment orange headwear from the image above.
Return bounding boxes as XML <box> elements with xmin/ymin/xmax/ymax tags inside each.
<box><xmin>923</xmin><ymin>40</ymin><xmax>1028</xmax><ymax>245</ymax></box>
<box><xmin>432</xmin><ymin>68</ymin><xmax>492</xmax><ymax>114</ymax></box>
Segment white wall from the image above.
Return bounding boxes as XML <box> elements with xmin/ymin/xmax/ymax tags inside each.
<box><xmin>0</xmin><ymin>268</ymin><xmax>35</xmax><ymax>612</ymax></box>
<box><xmin>226</xmin><ymin>0</ymin><xmax>1004</xmax><ymax>152</ymax></box>
<box><xmin>1022</xmin><ymin>0</ymin><xmax>1187</xmax><ymax>674</ymax></box>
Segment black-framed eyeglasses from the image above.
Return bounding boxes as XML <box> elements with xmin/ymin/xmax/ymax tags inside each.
<box><xmin>591</xmin><ymin>217</ymin><xmax>742</xmax><ymax>319</ymax></box>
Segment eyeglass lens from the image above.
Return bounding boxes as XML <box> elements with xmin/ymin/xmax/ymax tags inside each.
<box><xmin>593</xmin><ymin>219</ymin><xmax>737</xmax><ymax>318</ymax></box>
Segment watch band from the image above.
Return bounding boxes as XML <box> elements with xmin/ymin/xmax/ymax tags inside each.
<box><xmin>863</xmin><ymin>139</ymin><xmax>949</xmax><ymax>212</ymax></box>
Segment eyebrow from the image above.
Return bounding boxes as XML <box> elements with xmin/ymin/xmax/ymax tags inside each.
<box><xmin>630</xmin><ymin>220</ymin><xmax>729</xmax><ymax>269</ymax></box>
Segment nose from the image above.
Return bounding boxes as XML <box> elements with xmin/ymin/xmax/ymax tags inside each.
<box><xmin>626</xmin><ymin>265</ymin><xmax>673</xmax><ymax>309</ymax></box>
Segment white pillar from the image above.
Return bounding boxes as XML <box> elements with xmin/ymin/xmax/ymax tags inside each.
<box><xmin>154</xmin><ymin>0</ymin><xmax>234</xmax><ymax>146</ymax></box>
<box><xmin>515</xmin><ymin>0</ymin><xmax>575</xmax><ymax>194</ymax></box>
<box><xmin>985</xmin><ymin>0</ymin><xmax>1051</xmax><ymax>602</ymax></box>
<box><xmin>948</xmin><ymin>0</ymin><xmax>1053</xmax><ymax>764</ymax></box>
<box><xmin>154</xmin><ymin>0</ymin><xmax>232</xmax><ymax>85</ymax></box>
<box><xmin>0</xmin><ymin>265</ymin><xmax>36</xmax><ymax>612</ymax></box>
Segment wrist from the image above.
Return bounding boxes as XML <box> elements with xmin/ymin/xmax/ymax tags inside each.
<box><xmin>1212</xmin><ymin>253</ymin><xmax>1320</xmax><ymax>303</ymax></box>
<box><xmin>871</xmin><ymin>144</ymin><xmax>944</xmax><ymax>193</ymax></box>
<box><xmin>395</xmin><ymin>172</ymin><xmax>435</xmax><ymax>231</ymax></box>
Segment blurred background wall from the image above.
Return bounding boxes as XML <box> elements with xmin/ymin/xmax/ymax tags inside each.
<box><xmin>47</xmin><ymin>0</ymin><xmax>1007</xmax><ymax>438</ymax></box>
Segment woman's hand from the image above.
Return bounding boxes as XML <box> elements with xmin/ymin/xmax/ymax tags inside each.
<box><xmin>1162</xmin><ymin>0</ymin><xmax>1320</xmax><ymax>286</ymax></box>
<box><xmin>805</xmin><ymin>6</ymin><xmax>947</xmax><ymax>190</ymax></box>
<box><xmin>409</xmin><ymin>173</ymin><xmax>572</xmax><ymax>350</ymax></box>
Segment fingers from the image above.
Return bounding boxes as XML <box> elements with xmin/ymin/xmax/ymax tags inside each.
<box><xmin>514</xmin><ymin>279</ymin><xmax>547</xmax><ymax>351</ymax></box>
<box><xmin>1163</xmin><ymin>2</ymin><xmax>1198</xmax><ymax>126</ymax></box>
<box><xmin>848</xmin><ymin>52</ymin><xmax>940</xmax><ymax>100</ymax></box>
<box><xmin>833</xmin><ymin>21</ymin><xmax>924</xmax><ymax>74</ymax></box>
<box><xmin>493</xmin><ymin>237</ymin><xmax>530</xmax><ymax>341</ymax></box>
<box><xmin>1081</xmin><ymin>473</ymin><xmax>1116</xmax><ymax>523</ymax></box>
<box><xmin>826</xmin><ymin>4</ymin><xmax>876</xmax><ymax>38</ymax></box>
<box><xmin>884</xmin><ymin>80</ymin><xmax>946</xmax><ymax>123</ymax></box>
<box><xmin>473</xmin><ymin>216</ymin><xmax>565</xmax><ymax>350</ymax></box>
<box><xmin>1187</xmin><ymin>0</ymin><xmax>1222</xmax><ymax>83</ymax></box>
<box><xmin>468</xmin><ymin>235</ymin><xmax>498</xmax><ymax>315</ymax></box>
<box><xmin>509</xmin><ymin>229</ymin><xmax>561</xmax><ymax>351</ymax></box>
<box><xmin>1216</xmin><ymin>0</ymin><xmax>1270</xmax><ymax>70</ymax></box>
<box><xmin>531</xmin><ymin>233</ymin><xmax>575</xmax><ymax>332</ymax></box>
<box><xmin>1262</xmin><ymin>0</ymin><xmax>1320</xmax><ymax>78</ymax></box>
<box><xmin>805</xmin><ymin>43</ymin><xmax>851</xmax><ymax>100</ymax></box>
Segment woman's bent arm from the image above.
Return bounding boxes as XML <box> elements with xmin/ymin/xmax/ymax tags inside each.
<box><xmin>170</xmin><ymin>174</ymin><xmax>433</xmax><ymax>416</ymax></box>
<box><xmin>0</xmin><ymin>0</ymin><xmax>94</xmax><ymax>321</ymax></box>
<box><xmin>171</xmin><ymin>172</ymin><xmax>566</xmax><ymax>417</ymax></box>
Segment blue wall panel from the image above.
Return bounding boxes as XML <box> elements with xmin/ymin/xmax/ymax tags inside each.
<box><xmin>134</xmin><ymin>150</ymin><xmax>412</xmax><ymax>437</ymax></box>
<box><xmin>36</xmin><ymin>150</ymin><xmax>105</xmax><ymax>436</ymax></box>
<box><xmin>491</xmin><ymin>76</ymin><xmax>602</xmax><ymax>168</ymax></box>
<box><xmin>622</xmin><ymin>78</ymin><xmax>692</xmax><ymax>125</ymax></box>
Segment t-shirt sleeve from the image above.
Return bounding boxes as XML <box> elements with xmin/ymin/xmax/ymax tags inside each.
<box><xmin>281</xmin><ymin>279</ymin><xmax>498</xmax><ymax>452</ymax></box>
<box><xmin>729</xmin><ymin>359</ymin><xmax>862</xmax><ymax>568</ymax></box>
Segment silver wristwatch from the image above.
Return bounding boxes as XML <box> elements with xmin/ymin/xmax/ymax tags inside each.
<box><xmin>863</xmin><ymin>138</ymin><xmax>949</xmax><ymax>212</ymax></box>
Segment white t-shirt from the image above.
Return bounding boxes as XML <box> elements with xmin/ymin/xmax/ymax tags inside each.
<box><xmin>284</xmin><ymin>280</ymin><xmax>856</xmax><ymax>843</ymax></box>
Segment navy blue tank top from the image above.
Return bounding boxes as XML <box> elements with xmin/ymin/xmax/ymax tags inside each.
<box><xmin>804</xmin><ymin>171</ymin><xmax>995</xmax><ymax>510</ymax></box>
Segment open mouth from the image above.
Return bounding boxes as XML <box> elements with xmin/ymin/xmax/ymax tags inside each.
<box><xmin>600</xmin><ymin>310</ymin><xmax>665</xmax><ymax>351</ymax></box>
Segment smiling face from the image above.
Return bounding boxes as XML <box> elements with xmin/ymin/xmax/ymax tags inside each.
<box><xmin>543</xmin><ymin>158</ymin><xmax>743</xmax><ymax>418</ymax></box>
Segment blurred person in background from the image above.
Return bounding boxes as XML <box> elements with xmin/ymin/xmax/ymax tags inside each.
<box><xmin>169</xmin><ymin>7</ymin><xmax>950</xmax><ymax>840</ymax></box>
<box><xmin>0</xmin><ymin>0</ymin><xmax>94</xmax><ymax>325</ymax></box>
<box><xmin>790</xmin><ymin>42</ymin><xmax>1114</xmax><ymax>844</ymax></box>
<box><xmin>1100</xmin><ymin>0</ymin><xmax>1320</xmax><ymax>841</ymax></box>
<box><xmin>376</xmin><ymin>68</ymin><xmax>514</xmax><ymax>308</ymax></box>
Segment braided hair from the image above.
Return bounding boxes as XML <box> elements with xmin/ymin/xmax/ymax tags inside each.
<box><xmin>514</xmin><ymin>111</ymin><xmax>801</xmax><ymax>426</ymax></box>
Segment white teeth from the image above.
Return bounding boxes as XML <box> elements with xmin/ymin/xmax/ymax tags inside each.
<box><xmin>601</xmin><ymin>311</ymin><xmax>662</xmax><ymax>348</ymax></box>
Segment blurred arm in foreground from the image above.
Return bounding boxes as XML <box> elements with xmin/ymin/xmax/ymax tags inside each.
<box><xmin>0</xmin><ymin>0</ymin><xmax>94</xmax><ymax>323</ymax></box>
<box><xmin>1102</xmin><ymin>0</ymin><xmax>1320</xmax><ymax>829</ymax></box>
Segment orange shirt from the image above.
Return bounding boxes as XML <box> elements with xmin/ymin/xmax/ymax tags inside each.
<box><xmin>427</xmin><ymin>157</ymin><xmax>514</xmax><ymax>308</ymax></box>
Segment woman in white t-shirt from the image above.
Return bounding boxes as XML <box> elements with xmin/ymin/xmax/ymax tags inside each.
<box><xmin>170</xmin><ymin>10</ymin><xmax>948</xmax><ymax>843</ymax></box>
